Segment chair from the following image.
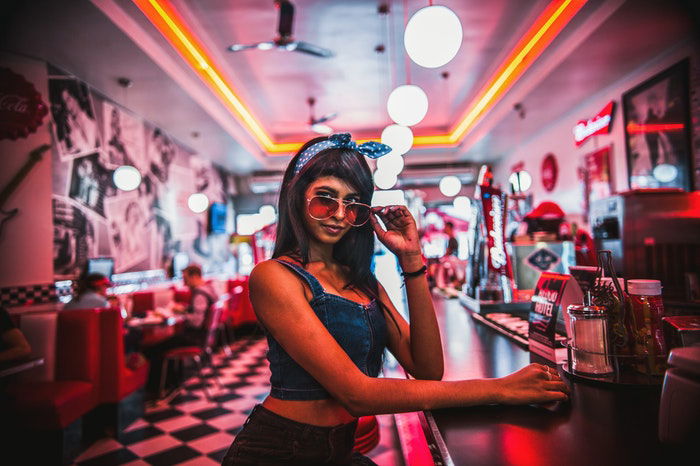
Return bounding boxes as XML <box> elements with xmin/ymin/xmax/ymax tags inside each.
<box><xmin>158</xmin><ymin>303</ymin><xmax>223</xmax><ymax>401</ymax></box>
<box><xmin>353</xmin><ymin>415</ymin><xmax>380</xmax><ymax>454</ymax></box>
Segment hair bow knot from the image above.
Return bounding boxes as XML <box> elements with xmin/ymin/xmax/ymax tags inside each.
<box><xmin>294</xmin><ymin>133</ymin><xmax>392</xmax><ymax>175</ymax></box>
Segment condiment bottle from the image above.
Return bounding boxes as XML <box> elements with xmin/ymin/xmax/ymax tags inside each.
<box><xmin>567</xmin><ymin>304</ymin><xmax>614</xmax><ymax>376</ymax></box>
<box><xmin>597</xmin><ymin>277</ymin><xmax>629</xmax><ymax>355</ymax></box>
<box><xmin>627</xmin><ymin>279</ymin><xmax>667</xmax><ymax>375</ymax></box>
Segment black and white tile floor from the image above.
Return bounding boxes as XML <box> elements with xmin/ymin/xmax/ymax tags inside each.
<box><xmin>73</xmin><ymin>336</ymin><xmax>403</xmax><ymax>466</ymax></box>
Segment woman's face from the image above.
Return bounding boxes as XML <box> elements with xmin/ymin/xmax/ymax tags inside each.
<box><xmin>302</xmin><ymin>176</ymin><xmax>361</xmax><ymax>245</ymax></box>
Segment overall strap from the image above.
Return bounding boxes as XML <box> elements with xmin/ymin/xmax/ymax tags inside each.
<box><xmin>273</xmin><ymin>259</ymin><xmax>325</xmax><ymax>299</ymax></box>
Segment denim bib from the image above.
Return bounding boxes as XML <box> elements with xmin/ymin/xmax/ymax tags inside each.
<box><xmin>265</xmin><ymin>259</ymin><xmax>388</xmax><ymax>400</ymax></box>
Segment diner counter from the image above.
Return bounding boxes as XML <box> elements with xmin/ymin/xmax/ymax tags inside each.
<box><xmin>423</xmin><ymin>297</ymin><xmax>689</xmax><ymax>466</ymax></box>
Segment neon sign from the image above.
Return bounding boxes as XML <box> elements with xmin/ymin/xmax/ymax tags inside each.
<box><xmin>573</xmin><ymin>101</ymin><xmax>615</xmax><ymax>146</ymax></box>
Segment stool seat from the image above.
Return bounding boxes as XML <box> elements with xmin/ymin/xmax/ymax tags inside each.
<box><xmin>164</xmin><ymin>346</ymin><xmax>203</xmax><ymax>359</ymax></box>
<box><xmin>353</xmin><ymin>415</ymin><xmax>380</xmax><ymax>454</ymax></box>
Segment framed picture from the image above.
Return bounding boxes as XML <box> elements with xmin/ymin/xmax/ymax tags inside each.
<box><xmin>622</xmin><ymin>59</ymin><xmax>692</xmax><ymax>191</ymax></box>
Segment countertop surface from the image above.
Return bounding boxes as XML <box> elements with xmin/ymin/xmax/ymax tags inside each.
<box><xmin>427</xmin><ymin>297</ymin><xmax>689</xmax><ymax>466</ymax></box>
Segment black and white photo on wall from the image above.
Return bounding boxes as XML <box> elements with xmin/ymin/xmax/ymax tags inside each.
<box><xmin>67</xmin><ymin>151</ymin><xmax>113</xmax><ymax>217</ymax></box>
<box><xmin>622</xmin><ymin>59</ymin><xmax>692</xmax><ymax>190</ymax></box>
<box><xmin>48</xmin><ymin>77</ymin><xmax>101</xmax><ymax>159</ymax></box>
<box><xmin>52</xmin><ymin>196</ymin><xmax>97</xmax><ymax>278</ymax></box>
<box><xmin>103</xmin><ymin>101</ymin><xmax>146</xmax><ymax>169</ymax></box>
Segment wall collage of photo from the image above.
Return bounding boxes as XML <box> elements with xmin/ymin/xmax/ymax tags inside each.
<box><xmin>48</xmin><ymin>66</ymin><xmax>237</xmax><ymax>280</ymax></box>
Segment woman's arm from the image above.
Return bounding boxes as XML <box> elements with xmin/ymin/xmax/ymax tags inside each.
<box><xmin>0</xmin><ymin>328</ymin><xmax>32</xmax><ymax>363</ymax></box>
<box><xmin>249</xmin><ymin>260</ymin><xmax>567</xmax><ymax>417</ymax></box>
<box><xmin>371</xmin><ymin>206</ymin><xmax>443</xmax><ymax>380</ymax></box>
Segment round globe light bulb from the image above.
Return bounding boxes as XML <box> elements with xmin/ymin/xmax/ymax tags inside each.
<box><xmin>652</xmin><ymin>164</ymin><xmax>678</xmax><ymax>183</ymax></box>
<box><xmin>404</xmin><ymin>5</ymin><xmax>463</xmax><ymax>69</ymax></box>
<box><xmin>387</xmin><ymin>84</ymin><xmax>429</xmax><ymax>127</ymax></box>
<box><xmin>376</xmin><ymin>152</ymin><xmax>405</xmax><ymax>175</ymax></box>
<box><xmin>187</xmin><ymin>193</ymin><xmax>209</xmax><ymax>213</ymax></box>
<box><xmin>439</xmin><ymin>175</ymin><xmax>462</xmax><ymax>197</ymax></box>
<box><xmin>508</xmin><ymin>170</ymin><xmax>532</xmax><ymax>192</ymax></box>
<box><xmin>113</xmin><ymin>165</ymin><xmax>141</xmax><ymax>191</ymax></box>
<box><xmin>374</xmin><ymin>170</ymin><xmax>398</xmax><ymax>190</ymax></box>
<box><xmin>259</xmin><ymin>204</ymin><xmax>277</xmax><ymax>225</ymax></box>
<box><xmin>453</xmin><ymin>195</ymin><xmax>471</xmax><ymax>214</ymax></box>
<box><xmin>381</xmin><ymin>124</ymin><xmax>413</xmax><ymax>155</ymax></box>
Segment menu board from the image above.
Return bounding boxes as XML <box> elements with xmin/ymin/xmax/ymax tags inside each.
<box><xmin>529</xmin><ymin>272</ymin><xmax>583</xmax><ymax>363</ymax></box>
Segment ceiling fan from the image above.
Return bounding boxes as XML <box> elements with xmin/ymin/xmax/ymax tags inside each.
<box><xmin>227</xmin><ymin>1</ymin><xmax>335</xmax><ymax>58</ymax></box>
<box><xmin>307</xmin><ymin>97</ymin><xmax>337</xmax><ymax>134</ymax></box>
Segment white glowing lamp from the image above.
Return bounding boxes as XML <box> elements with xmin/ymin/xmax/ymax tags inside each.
<box><xmin>187</xmin><ymin>193</ymin><xmax>209</xmax><ymax>213</ymax></box>
<box><xmin>453</xmin><ymin>195</ymin><xmax>471</xmax><ymax>214</ymax></box>
<box><xmin>439</xmin><ymin>175</ymin><xmax>461</xmax><ymax>197</ymax></box>
<box><xmin>113</xmin><ymin>165</ymin><xmax>141</xmax><ymax>191</ymax></box>
<box><xmin>404</xmin><ymin>5</ymin><xmax>463</xmax><ymax>69</ymax></box>
<box><xmin>508</xmin><ymin>170</ymin><xmax>533</xmax><ymax>192</ymax></box>
<box><xmin>259</xmin><ymin>204</ymin><xmax>277</xmax><ymax>225</ymax></box>
<box><xmin>374</xmin><ymin>170</ymin><xmax>398</xmax><ymax>190</ymax></box>
<box><xmin>381</xmin><ymin>124</ymin><xmax>413</xmax><ymax>155</ymax></box>
<box><xmin>376</xmin><ymin>152</ymin><xmax>405</xmax><ymax>175</ymax></box>
<box><xmin>652</xmin><ymin>164</ymin><xmax>678</xmax><ymax>183</ymax></box>
<box><xmin>387</xmin><ymin>85</ymin><xmax>429</xmax><ymax>127</ymax></box>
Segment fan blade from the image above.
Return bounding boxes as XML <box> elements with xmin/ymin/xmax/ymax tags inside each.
<box><xmin>277</xmin><ymin>0</ymin><xmax>294</xmax><ymax>39</ymax></box>
<box><xmin>227</xmin><ymin>41</ymin><xmax>274</xmax><ymax>52</ymax></box>
<box><xmin>292</xmin><ymin>41</ymin><xmax>335</xmax><ymax>58</ymax></box>
<box><xmin>314</xmin><ymin>113</ymin><xmax>337</xmax><ymax>124</ymax></box>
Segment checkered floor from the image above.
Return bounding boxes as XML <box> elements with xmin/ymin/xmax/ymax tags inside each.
<box><xmin>73</xmin><ymin>336</ymin><xmax>403</xmax><ymax>466</ymax></box>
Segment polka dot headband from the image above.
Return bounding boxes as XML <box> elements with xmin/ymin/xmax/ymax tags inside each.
<box><xmin>293</xmin><ymin>133</ymin><xmax>392</xmax><ymax>176</ymax></box>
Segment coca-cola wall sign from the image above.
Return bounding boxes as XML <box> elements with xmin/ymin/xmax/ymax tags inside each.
<box><xmin>0</xmin><ymin>67</ymin><xmax>48</xmax><ymax>140</ymax></box>
<box><xmin>573</xmin><ymin>101</ymin><xmax>615</xmax><ymax>147</ymax></box>
<box><xmin>541</xmin><ymin>153</ymin><xmax>558</xmax><ymax>192</ymax></box>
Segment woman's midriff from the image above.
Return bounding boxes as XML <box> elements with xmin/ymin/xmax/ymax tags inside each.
<box><xmin>261</xmin><ymin>396</ymin><xmax>356</xmax><ymax>426</ymax></box>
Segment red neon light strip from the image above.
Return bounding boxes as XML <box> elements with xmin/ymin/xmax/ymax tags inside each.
<box><xmin>626</xmin><ymin>122</ymin><xmax>685</xmax><ymax>133</ymax></box>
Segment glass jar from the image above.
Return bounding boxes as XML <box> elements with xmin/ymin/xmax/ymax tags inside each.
<box><xmin>627</xmin><ymin>279</ymin><xmax>667</xmax><ymax>375</ymax></box>
<box><xmin>567</xmin><ymin>304</ymin><xmax>614</xmax><ymax>376</ymax></box>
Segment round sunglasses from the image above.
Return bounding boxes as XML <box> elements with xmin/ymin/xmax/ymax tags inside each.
<box><xmin>306</xmin><ymin>196</ymin><xmax>372</xmax><ymax>227</ymax></box>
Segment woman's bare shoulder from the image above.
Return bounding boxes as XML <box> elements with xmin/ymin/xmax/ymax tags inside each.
<box><xmin>249</xmin><ymin>259</ymin><xmax>302</xmax><ymax>294</ymax></box>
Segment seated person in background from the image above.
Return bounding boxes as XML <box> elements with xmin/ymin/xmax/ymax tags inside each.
<box><xmin>63</xmin><ymin>273</ymin><xmax>111</xmax><ymax>310</ymax></box>
<box><xmin>444</xmin><ymin>221</ymin><xmax>458</xmax><ymax>257</ymax></box>
<box><xmin>0</xmin><ymin>307</ymin><xmax>32</xmax><ymax>363</ymax></box>
<box><xmin>172</xmin><ymin>264</ymin><xmax>219</xmax><ymax>346</ymax></box>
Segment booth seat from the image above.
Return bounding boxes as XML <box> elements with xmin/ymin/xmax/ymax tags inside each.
<box><xmin>131</xmin><ymin>290</ymin><xmax>155</xmax><ymax>315</ymax></box>
<box><xmin>94</xmin><ymin>308</ymin><xmax>149</xmax><ymax>437</ymax></box>
<box><xmin>3</xmin><ymin>309</ymin><xmax>101</xmax><ymax>464</ymax></box>
<box><xmin>17</xmin><ymin>312</ymin><xmax>57</xmax><ymax>382</ymax></box>
<box><xmin>228</xmin><ymin>278</ymin><xmax>257</xmax><ymax>327</ymax></box>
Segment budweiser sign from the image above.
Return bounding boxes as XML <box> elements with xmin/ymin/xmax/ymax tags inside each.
<box><xmin>0</xmin><ymin>67</ymin><xmax>48</xmax><ymax>140</ymax></box>
<box><xmin>573</xmin><ymin>101</ymin><xmax>615</xmax><ymax>147</ymax></box>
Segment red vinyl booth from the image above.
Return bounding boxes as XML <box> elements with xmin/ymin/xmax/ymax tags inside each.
<box><xmin>3</xmin><ymin>309</ymin><xmax>101</xmax><ymax>464</ymax></box>
<box><xmin>228</xmin><ymin>278</ymin><xmax>257</xmax><ymax>327</ymax></box>
<box><xmin>131</xmin><ymin>290</ymin><xmax>155</xmax><ymax>315</ymax></box>
<box><xmin>95</xmin><ymin>308</ymin><xmax>149</xmax><ymax>437</ymax></box>
<box><xmin>97</xmin><ymin>308</ymin><xmax>149</xmax><ymax>403</ymax></box>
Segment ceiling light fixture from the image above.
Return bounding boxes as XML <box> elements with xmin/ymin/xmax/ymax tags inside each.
<box><xmin>133</xmin><ymin>0</ymin><xmax>586</xmax><ymax>155</ymax></box>
<box><xmin>439</xmin><ymin>175</ymin><xmax>461</xmax><ymax>197</ymax></box>
<box><xmin>187</xmin><ymin>192</ymin><xmax>209</xmax><ymax>213</ymax></box>
<box><xmin>374</xmin><ymin>170</ymin><xmax>398</xmax><ymax>190</ymax></box>
<box><xmin>387</xmin><ymin>85</ymin><xmax>429</xmax><ymax>127</ymax></box>
<box><xmin>404</xmin><ymin>5</ymin><xmax>463</xmax><ymax>68</ymax></box>
<box><xmin>381</xmin><ymin>124</ymin><xmax>413</xmax><ymax>155</ymax></box>
<box><xmin>113</xmin><ymin>165</ymin><xmax>141</xmax><ymax>191</ymax></box>
<box><xmin>376</xmin><ymin>152</ymin><xmax>405</xmax><ymax>175</ymax></box>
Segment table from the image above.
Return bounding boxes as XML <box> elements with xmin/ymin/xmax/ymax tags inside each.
<box><xmin>0</xmin><ymin>356</ymin><xmax>45</xmax><ymax>379</ymax></box>
<box><xmin>422</xmin><ymin>298</ymin><xmax>689</xmax><ymax>466</ymax></box>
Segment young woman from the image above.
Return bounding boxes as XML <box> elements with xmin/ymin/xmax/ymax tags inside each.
<box><xmin>223</xmin><ymin>134</ymin><xmax>568</xmax><ymax>465</ymax></box>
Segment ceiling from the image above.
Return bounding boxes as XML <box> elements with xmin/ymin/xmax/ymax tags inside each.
<box><xmin>1</xmin><ymin>0</ymin><xmax>696</xmax><ymax>175</ymax></box>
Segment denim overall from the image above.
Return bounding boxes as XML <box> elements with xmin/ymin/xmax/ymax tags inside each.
<box><xmin>267</xmin><ymin>259</ymin><xmax>388</xmax><ymax>400</ymax></box>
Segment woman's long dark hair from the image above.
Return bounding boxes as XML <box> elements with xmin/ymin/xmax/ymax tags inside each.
<box><xmin>273</xmin><ymin>136</ymin><xmax>399</xmax><ymax>332</ymax></box>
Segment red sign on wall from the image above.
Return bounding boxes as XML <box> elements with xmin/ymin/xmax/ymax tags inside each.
<box><xmin>0</xmin><ymin>67</ymin><xmax>48</xmax><ymax>140</ymax></box>
<box><xmin>541</xmin><ymin>153</ymin><xmax>558</xmax><ymax>192</ymax></box>
<box><xmin>573</xmin><ymin>101</ymin><xmax>615</xmax><ymax>147</ymax></box>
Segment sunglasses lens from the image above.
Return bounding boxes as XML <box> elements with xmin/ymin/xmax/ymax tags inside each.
<box><xmin>346</xmin><ymin>204</ymin><xmax>370</xmax><ymax>226</ymax></box>
<box><xmin>308</xmin><ymin>197</ymin><xmax>339</xmax><ymax>220</ymax></box>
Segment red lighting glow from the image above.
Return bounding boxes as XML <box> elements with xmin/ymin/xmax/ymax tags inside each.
<box><xmin>626</xmin><ymin>123</ymin><xmax>685</xmax><ymax>133</ymax></box>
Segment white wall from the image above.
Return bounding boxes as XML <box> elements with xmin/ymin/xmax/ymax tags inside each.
<box><xmin>494</xmin><ymin>42</ymin><xmax>698</xmax><ymax>226</ymax></box>
<box><xmin>0</xmin><ymin>53</ymin><xmax>54</xmax><ymax>288</ymax></box>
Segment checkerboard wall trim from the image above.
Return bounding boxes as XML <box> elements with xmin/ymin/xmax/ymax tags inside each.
<box><xmin>0</xmin><ymin>283</ymin><xmax>58</xmax><ymax>307</ymax></box>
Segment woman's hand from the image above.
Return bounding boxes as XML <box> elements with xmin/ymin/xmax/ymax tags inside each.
<box><xmin>494</xmin><ymin>364</ymin><xmax>569</xmax><ymax>405</ymax></box>
<box><xmin>370</xmin><ymin>206</ymin><xmax>422</xmax><ymax>260</ymax></box>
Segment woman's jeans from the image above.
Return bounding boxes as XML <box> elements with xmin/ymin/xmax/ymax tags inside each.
<box><xmin>222</xmin><ymin>404</ymin><xmax>377</xmax><ymax>465</ymax></box>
